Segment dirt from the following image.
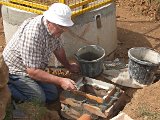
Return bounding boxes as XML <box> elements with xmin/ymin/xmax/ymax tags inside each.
<box><xmin>0</xmin><ymin>1</ymin><xmax>160</xmax><ymax>119</ymax></box>
<box><xmin>123</xmin><ymin>81</ymin><xmax>160</xmax><ymax>120</ymax></box>
<box><xmin>114</xmin><ymin>0</ymin><xmax>160</xmax><ymax>61</ymax></box>
<box><xmin>115</xmin><ymin>0</ymin><xmax>160</xmax><ymax>119</ymax></box>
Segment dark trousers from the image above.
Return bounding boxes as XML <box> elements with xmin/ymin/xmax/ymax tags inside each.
<box><xmin>8</xmin><ymin>74</ymin><xmax>59</xmax><ymax>104</ymax></box>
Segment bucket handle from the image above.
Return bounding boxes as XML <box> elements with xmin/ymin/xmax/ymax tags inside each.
<box><xmin>74</xmin><ymin>54</ymin><xmax>83</xmax><ymax>61</ymax></box>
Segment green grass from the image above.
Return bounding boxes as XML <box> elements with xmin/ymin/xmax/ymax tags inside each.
<box><xmin>4</xmin><ymin>100</ymin><xmax>47</xmax><ymax>120</ymax></box>
<box><xmin>18</xmin><ymin>101</ymin><xmax>47</xmax><ymax>120</ymax></box>
<box><xmin>4</xmin><ymin>105</ymin><xmax>12</xmax><ymax>120</ymax></box>
<box><xmin>138</xmin><ymin>105</ymin><xmax>160</xmax><ymax>120</ymax></box>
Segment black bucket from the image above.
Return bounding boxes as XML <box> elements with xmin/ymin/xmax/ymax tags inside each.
<box><xmin>75</xmin><ymin>45</ymin><xmax>105</xmax><ymax>78</ymax></box>
<box><xmin>128</xmin><ymin>47</ymin><xmax>160</xmax><ymax>85</ymax></box>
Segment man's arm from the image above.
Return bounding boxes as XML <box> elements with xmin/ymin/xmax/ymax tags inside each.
<box><xmin>27</xmin><ymin>68</ymin><xmax>61</xmax><ymax>83</ymax></box>
<box><xmin>54</xmin><ymin>47</ymin><xmax>80</xmax><ymax>73</ymax></box>
<box><xmin>26</xmin><ymin>68</ymin><xmax>77</xmax><ymax>90</ymax></box>
<box><xmin>53</xmin><ymin>47</ymin><xmax>70</xmax><ymax>68</ymax></box>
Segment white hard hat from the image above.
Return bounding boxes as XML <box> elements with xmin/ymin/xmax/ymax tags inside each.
<box><xmin>43</xmin><ymin>3</ymin><xmax>74</xmax><ymax>27</ymax></box>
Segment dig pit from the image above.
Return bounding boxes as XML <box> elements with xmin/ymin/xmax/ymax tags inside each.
<box><xmin>60</xmin><ymin>77</ymin><xmax>124</xmax><ymax>119</ymax></box>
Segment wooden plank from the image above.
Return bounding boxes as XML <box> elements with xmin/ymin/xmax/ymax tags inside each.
<box><xmin>73</xmin><ymin>91</ymin><xmax>104</xmax><ymax>104</ymax></box>
<box><xmin>60</xmin><ymin>95</ymin><xmax>112</xmax><ymax>118</ymax></box>
<box><xmin>60</xmin><ymin>96</ymin><xmax>82</xmax><ymax>108</ymax></box>
<box><xmin>83</xmin><ymin>103</ymin><xmax>107</xmax><ymax>118</ymax></box>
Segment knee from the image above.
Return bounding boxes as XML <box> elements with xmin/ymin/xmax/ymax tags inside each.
<box><xmin>32</xmin><ymin>90</ymin><xmax>46</xmax><ymax>104</ymax></box>
<box><xmin>46</xmin><ymin>89</ymin><xmax>59</xmax><ymax>104</ymax></box>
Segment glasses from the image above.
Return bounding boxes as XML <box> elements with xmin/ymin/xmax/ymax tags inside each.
<box><xmin>47</xmin><ymin>20</ymin><xmax>68</xmax><ymax>32</ymax></box>
<box><xmin>55</xmin><ymin>24</ymin><xmax>68</xmax><ymax>31</ymax></box>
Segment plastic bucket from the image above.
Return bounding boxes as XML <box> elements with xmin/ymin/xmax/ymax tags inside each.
<box><xmin>75</xmin><ymin>45</ymin><xmax>105</xmax><ymax>77</ymax></box>
<box><xmin>128</xmin><ymin>47</ymin><xmax>160</xmax><ymax>85</ymax></box>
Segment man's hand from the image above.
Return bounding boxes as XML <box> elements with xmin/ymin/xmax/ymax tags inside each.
<box><xmin>68</xmin><ymin>63</ymin><xmax>80</xmax><ymax>73</ymax></box>
<box><xmin>60</xmin><ymin>78</ymin><xmax>77</xmax><ymax>91</ymax></box>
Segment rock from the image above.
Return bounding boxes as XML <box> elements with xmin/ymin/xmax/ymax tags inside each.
<box><xmin>0</xmin><ymin>85</ymin><xmax>11</xmax><ymax>120</ymax></box>
<box><xmin>0</xmin><ymin>52</ymin><xmax>9</xmax><ymax>89</ymax></box>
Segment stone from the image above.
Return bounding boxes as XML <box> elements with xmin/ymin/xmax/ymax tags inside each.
<box><xmin>0</xmin><ymin>52</ymin><xmax>9</xmax><ymax>89</ymax></box>
<box><xmin>0</xmin><ymin>85</ymin><xmax>11</xmax><ymax>120</ymax></box>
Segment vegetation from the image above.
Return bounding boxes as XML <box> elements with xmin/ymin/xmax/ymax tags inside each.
<box><xmin>138</xmin><ymin>104</ymin><xmax>160</xmax><ymax>120</ymax></box>
<box><xmin>4</xmin><ymin>101</ymin><xmax>47</xmax><ymax>120</ymax></box>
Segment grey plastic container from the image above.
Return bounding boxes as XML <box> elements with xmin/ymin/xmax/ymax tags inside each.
<box><xmin>75</xmin><ymin>45</ymin><xmax>105</xmax><ymax>78</ymax></box>
<box><xmin>128</xmin><ymin>47</ymin><xmax>160</xmax><ymax>85</ymax></box>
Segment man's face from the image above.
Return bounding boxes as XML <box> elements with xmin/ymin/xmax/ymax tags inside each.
<box><xmin>47</xmin><ymin>21</ymin><xmax>68</xmax><ymax>38</ymax></box>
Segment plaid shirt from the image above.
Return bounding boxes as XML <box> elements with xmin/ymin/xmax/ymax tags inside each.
<box><xmin>3</xmin><ymin>15</ymin><xmax>63</xmax><ymax>76</ymax></box>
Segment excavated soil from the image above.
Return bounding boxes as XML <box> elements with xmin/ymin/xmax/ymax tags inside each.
<box><xmin>123</xmin><ymin>81</ymin><xmax>160</xmax><ymax>120</ymax></box>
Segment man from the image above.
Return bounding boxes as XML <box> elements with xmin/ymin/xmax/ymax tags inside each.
<box><xmin>3</xmin><ymin>3</ymin><xmax>80</xmax><ymax>104</ymax></box>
